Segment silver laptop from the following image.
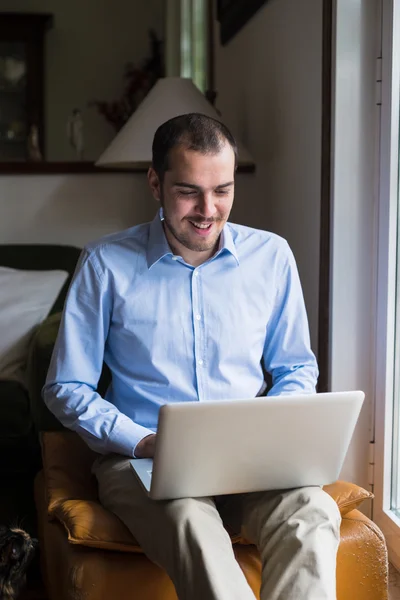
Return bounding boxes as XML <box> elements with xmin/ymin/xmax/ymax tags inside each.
<box><xmin>130</xmin><ymin>391</ymin><xmax>364</xmax><ymax>500</ymax></box>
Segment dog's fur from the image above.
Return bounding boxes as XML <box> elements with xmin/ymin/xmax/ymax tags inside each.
<box><xmin>0</xmin><ymin>526</ymin><xmax>37</xmax><ymax>599</ymax></box>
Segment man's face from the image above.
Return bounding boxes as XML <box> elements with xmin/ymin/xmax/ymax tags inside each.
<box><xmin>148</xmin><ymin>143</ymin><xmax>235</xmax><ymax>258</ymax></box>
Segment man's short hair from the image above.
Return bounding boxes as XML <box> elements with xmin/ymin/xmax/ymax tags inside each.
<box><xmin>152</xmin><ymin>113</ymin><xmax>238</xmax><ymax>180</ymax></box>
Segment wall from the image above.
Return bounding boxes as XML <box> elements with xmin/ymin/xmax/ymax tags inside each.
<box><xmin>0</xmin><ymin>0</ymin><xmax>164</xmax><ymax>161</ymax></box>
<box><xmin>330</xmin><ymin>0</ymin><xmax>378</xmax><ymax>489</ymax></box>
<box><xmin>0</xmin><ymin>172</ymin><xmax>256</xmax><ymax>247</ymax></box>
<box><xmin>215</xmin><ymin>0</ymin><xmax>322</xmax><ymax>354</ymax></box>
<box><xmin>0</xmin><ymin>174</ymin><xmax>157</xmax><ymax>246</ymax></box>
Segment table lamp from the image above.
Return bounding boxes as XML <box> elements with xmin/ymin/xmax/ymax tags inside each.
<box><xmin>96</xmin><ymin>77</ymin><xmax>254</xmax><ymax>171</ymax></box>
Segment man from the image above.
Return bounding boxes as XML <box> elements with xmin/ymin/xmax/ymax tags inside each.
<box><xmin>43</xmin><ymin>113</ymin><xmax>340</xmax><ymax>600</ymax></box>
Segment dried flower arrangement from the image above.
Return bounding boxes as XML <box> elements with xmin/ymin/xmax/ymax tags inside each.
<box><xmin>89</xmin><ymin>30</ymin><xmax>164</xmax><ymax>131</ymax></box>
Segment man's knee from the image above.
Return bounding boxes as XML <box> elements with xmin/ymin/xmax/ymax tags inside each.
<box><xmin>164</xmin><ymin>497</ymin><xmax>214</xmax><ymax>526</ymax></box>
<box><xmin>291</xmin><ymin>486</ymin><xmax>341</xmax><ymax>531</ymax></box>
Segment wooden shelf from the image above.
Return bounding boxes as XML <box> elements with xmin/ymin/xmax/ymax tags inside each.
<box><xmin>0</xmin><ymin>161</ymin><xmax>145</xmax><ymax>174</ymax></box>
<box><xmin>0</xmin><ymin>86</ymin><xmax>25</xmax><ymax>93</ymax></box>
<box><xmin>0</xmin><ymin>137</ymin><xmax>26</xmax><ymax>143</ymax></box>
<box><xmin>0</xmin><ymin>161</ymin><xmax>256</xmax><ymax>175</ymax></box>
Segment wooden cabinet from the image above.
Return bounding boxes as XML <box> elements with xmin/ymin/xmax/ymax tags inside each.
<box><xmin>0</xmin><ymin>13</ymin><xmax>53</xmax><ymax>161</ymax></box>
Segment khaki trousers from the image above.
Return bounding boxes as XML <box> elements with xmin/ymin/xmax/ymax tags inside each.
<box><xmin>93</xmin><ymin>455</ymin><xmax>341</xmax><ymax>600</ymax></box>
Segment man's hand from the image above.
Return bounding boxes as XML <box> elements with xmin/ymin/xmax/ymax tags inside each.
<box><xmin>135</xmin><ymin>433</ymin><xmax>157</xmax><ymax>458</ymax></box>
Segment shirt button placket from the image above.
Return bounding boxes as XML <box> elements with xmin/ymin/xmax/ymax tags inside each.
<box><xmin>192</xmin><ymin>269</ymin><xmax>204</xmax><ymax>400</ymax></box>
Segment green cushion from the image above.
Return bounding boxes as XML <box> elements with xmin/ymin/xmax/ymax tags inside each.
<box><xmin>27</xmin><ymin>313</ymin><xmax>65</xmax><ymax>432</ymax></box>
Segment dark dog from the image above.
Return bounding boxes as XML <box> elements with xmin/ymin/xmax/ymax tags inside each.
<box><xmin>0</xmin><ymin>526</ymin><xmax>37</xmax><ymax>599</ymax></box>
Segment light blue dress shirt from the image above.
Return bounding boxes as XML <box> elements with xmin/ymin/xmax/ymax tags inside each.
<box><xmin>43</xmin><ymin>210</ymin><xmax>318</xmax><ymax>457</ymax></box>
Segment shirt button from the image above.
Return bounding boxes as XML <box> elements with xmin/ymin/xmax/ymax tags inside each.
<box><xmin>196</xmin><ymin>314</ymin><xmax>201</xmax><ymax>321</ymax></box>
<box><xmin>194</xmin><ymin>271</ymin><xmax>199</xmax><ymax>277</ymax></box>
<box><xmin>198</xmin><ymin>359</ymin><xmax>203</xmax><ymax>366</ymax></box>
<box><xmin>172</xmin><ymin>256</ymin><xmax>179</xmax><ymax>261</ymax></box>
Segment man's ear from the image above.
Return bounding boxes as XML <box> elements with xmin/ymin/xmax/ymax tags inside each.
<box><xmin>148</xmin><ymin>167</ymin><xmax>161</xmax><ymax>202</ymax></box>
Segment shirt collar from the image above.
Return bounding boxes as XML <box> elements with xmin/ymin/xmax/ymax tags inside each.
<box><xmin>146</xmin><ymin>209</ymin><xmax>173</xmax><ymax>268</ymax></box>
<box><xmin>219</xmin><ymin>223</ymin><xmax>239</xmax><ymax>265</ymax></box>
<box><xmin>146</xmin><ymin>209</ymin><xmax>239</xmax><ymax>269</ymax></box>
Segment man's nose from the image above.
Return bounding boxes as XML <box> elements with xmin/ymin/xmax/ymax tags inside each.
<box><xmin>197</xmin><ymin>193</ymin><xmax>216</xmax><ymax>219</ymax></box>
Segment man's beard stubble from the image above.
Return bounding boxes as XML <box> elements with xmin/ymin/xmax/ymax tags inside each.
<box><xmin>160</xmin><ymin>195</ymin><xmax>223</xmax><ymax>254</ymax></box>
<box><xmin>163</xmin><ymin>212</ymin><xmax>219</xmax><ymax>253</ymax></box>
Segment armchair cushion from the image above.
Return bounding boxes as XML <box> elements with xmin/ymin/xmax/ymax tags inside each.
<box><xmin>41</xmin><ymin>432</ymin><xmax>374</xmax><ymax>555</ymax></box>
<box><xmin>42</xmin><ymin>431</ymin><xmax>98</xmax><ymax>514</ymax></box>
<box><xmin>53</xmin><ymin>497</ymin><xmax>143</xmax><ymax>553</ymax></box>
<box><xmin>323</xmin><ymin>480</ymin><xmax>373</xmax><ymax>516</ymax></box>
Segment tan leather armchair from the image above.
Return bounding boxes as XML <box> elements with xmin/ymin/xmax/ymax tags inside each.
<box><xmin>35</xmin><ymin>432</ymin><xmax>389</xmax><ymax>600</ymax></box>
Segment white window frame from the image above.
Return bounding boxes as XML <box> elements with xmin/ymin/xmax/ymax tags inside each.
<box><xmin>373</xmin><ymin>0</ymin><xmax>400</xmax><ymax>568</ymax></box>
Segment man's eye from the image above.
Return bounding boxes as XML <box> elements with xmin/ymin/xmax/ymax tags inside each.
<box><xmin>179</xmin><ymin>190</ymin><xmax>196</xmax><ymax>196</ymax></box>
<box><xmin>216</xmin><ymin>190</ymin><xmax>229</xmax><ymax>195</ymax></box>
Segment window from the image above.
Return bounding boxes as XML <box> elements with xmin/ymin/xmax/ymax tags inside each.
<box><xmin>373</xmin><ymin>0</ymin><xmax>400</xmax><ymax>568</ymax></box>
<box><xmin>166</xmin><ymin>0</ymin><xmax>208</xmax><ymax>93</ymax></box>
<box><xmin>393</xmin><ymin>195</ymin><xmax>400</xmax><ymax>514</ymax></box>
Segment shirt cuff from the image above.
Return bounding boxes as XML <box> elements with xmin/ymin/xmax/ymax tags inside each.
<box><xmin>106</xmin><ymin>416</ymin><xmax>155</xmax><ymax>457</ymax></box>
<box><xmin>132</xmin><ymin>433</ymin><xmax>156</xmax><ymax>458</ymax></box>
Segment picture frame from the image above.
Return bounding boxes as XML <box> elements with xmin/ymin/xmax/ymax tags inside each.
<box><xmin>217</xmin><ymin>0</ymin><xmax>269</xmax><ymax>45</ymax></box>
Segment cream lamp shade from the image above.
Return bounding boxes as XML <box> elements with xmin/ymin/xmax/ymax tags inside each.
<box><xmin>96</xmin><ymin>77</ymin><xmax>254</xmax><ymax>169</ymax></box>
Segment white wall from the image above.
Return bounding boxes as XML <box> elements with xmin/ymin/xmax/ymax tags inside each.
<box><xmin>0</xmin><ymin>175</ymin><xmax>156</xmax><ymax>246</ymax></box>
<box><xmin>330</xmin><ymin>0</ymin><xmax>379</xmax><ymax>490</ymax></box>
<box><xmin>0</xmin><ymin>0</ymin><xmax>164</xmax><ymax>161</ymax></box>
<box><xmin>0</xmin><ymin>173</ymin><xmax>257</xmax><ymax>247</ymax></box>
<box><xmin>215</xmin><ymin>0</ymin><xmax>322</xmax><ymax>354</ymax></box>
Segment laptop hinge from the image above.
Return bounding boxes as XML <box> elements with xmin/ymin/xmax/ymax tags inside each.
<box><xmin>368</xmin><ymin>441</ymin><xmax>375</xmax><ymax>493</ymax></box>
